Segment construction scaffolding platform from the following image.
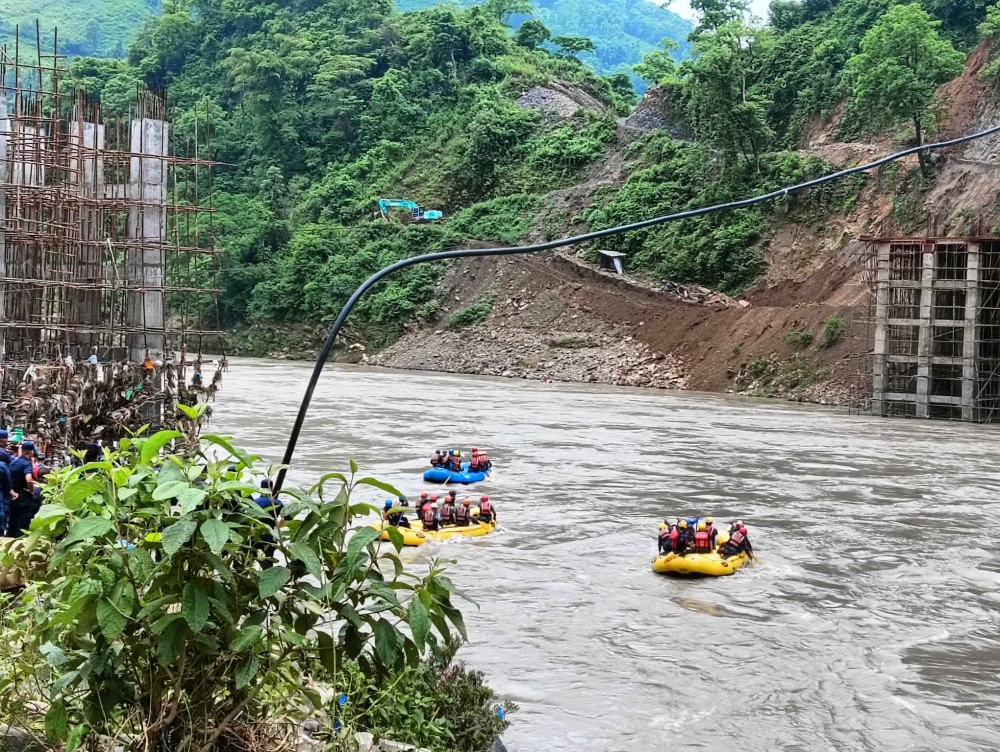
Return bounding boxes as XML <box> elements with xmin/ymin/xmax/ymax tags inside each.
<box><xmin>854</xmin><ymin>235</ymin><xmax>1000</xmax><ymax>422</ymax></box>
<box><xmin>0</xmin><ymin>27</ymin><xmax>224</xmax><ymax>456</ymax></box>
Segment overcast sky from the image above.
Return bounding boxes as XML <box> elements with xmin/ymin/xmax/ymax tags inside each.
<box><xmin>665</xmin><ymin>0</ymin><xmax>772</xmax><ymax>23</ymax></box>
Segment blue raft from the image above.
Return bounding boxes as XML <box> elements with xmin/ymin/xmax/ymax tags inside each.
<box><xmin>423</xmin><ymin>461</ymin><xmax>491</xmax><ymax>484</ymax></box>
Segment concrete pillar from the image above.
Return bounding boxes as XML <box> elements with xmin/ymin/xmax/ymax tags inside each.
<box><xmin>0</xmin><ymin>95</ymin><xmax>8</xmax><ymax>363</ymax></box>
<box><xmin>872</xmin><ymin>242</ymin><xmax>891</xmax><ymax>416</ymax></box>
<box><xmin>69</xmin><ymin>121</ymin><xmax>106</xmax><ymax>354</ymax></box>
<box><xmin>915</xmin><ymin>243</ymin><xmax>935</xmax><ymax>419</ymax></box>
<box><xmin>127</xmin><ymin>118</ymin><xmax>168</xmax><ymax>363</ymax></box>
<box><xmin>962</xmin><ymin>243</ymin><xmax>980</xmax><ymax>421</ymax></box>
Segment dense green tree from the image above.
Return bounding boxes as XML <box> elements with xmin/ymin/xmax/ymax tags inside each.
<box><xmin>846</xmin><ymin>3</ymin><xmax>964</xmax><ymax>171</ymax></box>
<box><xmin>633</xmin><ymin>38</ymin><xmax>680</xmax><ymax>85</ymax></box>
<box><xmin>515</xmin><ymin>18</ymin><xmax>552</xmax><ymax>49</ymax></box>
<box><xmin>553</xmin><ymin>34</ymin><xmax>598</xmax><ymax>58</ymax></box>
<box><xmin>691</xmin><ymin>0</ymin><xmax>749</xmax><ymax>37</ymax></box>
<box><xmin>683</xmin><ymin>20</ymin><xmax>774</xmax><ymax>168</ymax></box>
<box><xmin>483</xmin><ymin>0</ymin><xmax>534</xmax><ymax>24</ymax></box>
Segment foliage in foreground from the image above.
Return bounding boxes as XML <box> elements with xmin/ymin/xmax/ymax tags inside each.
<box><xmin>338</xmin><ymin>637</ymin><xmax>516</xmax><ymax>752</ymax></box>
<box><xmin>0</xmin><ymin>423</ymin><xmax>489</xmax><ymax>751</ymax></box>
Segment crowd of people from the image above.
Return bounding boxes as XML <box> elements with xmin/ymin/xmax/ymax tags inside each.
<box><xmin>657</xmin><ymin>517</ymin><xmax>754</xmax><ymax>560</ymax></box>
<box><xmin>0</xmin><ymin>430</ymin><xmax>68</xmax><ymax>538</ymax></box>
<box><xmin>383</xmin><ymin>489</ymin><xmax>496</xmax><ymax>532</ymax></box>
<box><xmin>429</xmin><ymin>447</ymin><xmax>492</xmax><ymax>474</ymax></box>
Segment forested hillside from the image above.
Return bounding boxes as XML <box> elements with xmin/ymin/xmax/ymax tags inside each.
<box><xmin>60</xmin><ymin>0</ymin><xmax>1000</xmax><ymax>350</ymax></box>
<box><xmin>0</xmin><ymin>0</ymin><xmax>159</xmax><ymax>58</ymax></box>
<box><xmin>398</xmin><ymin>0</ymin><xmax>694</xmax><ymax>77</ymax></box>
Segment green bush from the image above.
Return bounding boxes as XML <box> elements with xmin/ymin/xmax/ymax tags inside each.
<box><xmin>449</xmin><ymin>294</ymin><xmax>496</xmax><ymax>329</ymax></box>
<box><xmin>336</xmin><ymin>637</ymin><xmax>515</xmax><ymax>751</ymax></box>
<box><xmin>0</xmin><ymin>411</ymin><xmax>468</xmax><ymax>751</ymax></box>
<box><xmin>823</xmin><ymin>314</ymin><xmax>846</xmax><ymax>347</ymax></box>
<box><xmin>785</xmin><ymin>328</ymin><xmax>814</xmax><ymax>348</ymax></box>
<box><xmin>450</xmin><ymin>194</ymin><xmax>541</xmax><ymax>244</ymax></box>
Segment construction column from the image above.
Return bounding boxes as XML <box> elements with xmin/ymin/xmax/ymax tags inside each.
<box><xmin>871</xmin><ymin>241</ymin><xmax>891</xmax><ymax>417</ymax></box>
<box><xmin>962</xmin><ymin>243</ymin><xmax>980</xmax><ymax>421</ymax></box>
<box><xmin>127</xmin><ymin>117</ymin><xmax>168</xmax><ymax>363</ymax></box>
<box><xmin>915</xmin><ymin>242</ymin><xmax>936</xmax><ymax>419</ymax></box>
<box><xmin>0</xmin><ymin>94</ymin><xmax>7</xmax><ymax>361</ymax></box>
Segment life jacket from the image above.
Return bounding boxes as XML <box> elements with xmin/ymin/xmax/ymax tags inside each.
<box><xmin>730</xmin><ymin>529</ymin><xmax>745</xmax><ymax>546</ymax></box>
<box><xmin>694</xmin><ymin>530</ymin><xmax>710</xmax><ymax>551</ymax></box>
<box><xmin>658</xmin><ymin>528</ymin><xmax>671</xmax><ymax>543</ymax></box>
<box><xmin>479</xmin><ymin>499</ymin><xmax>492</xmax><ymax>516</ymax></box>
<box><xmin>456</xmin><ymin>505</ymin><xmax>469</xmax><ymax>522</ymax></box>
<box><xmin>480</xmin><ymin>453</ymin><xmax>490</xmax><ymax>468</ymax></box>
<box><xmin>669</xmin><ymin>528</ymin><xmax>679</xmax><ymax>546</ymax></box>
<box><xmin>441</xmin><ymin>503</ymin><xmax>454</xmax><ymax>520</ymax></box>
<box><xmin>450</xmin><ymin>456</ymin><xmax>462</xmax><ymax>471</ymax></box>
<box><xmin>422</xmin><ymin>506</ymin><xmax>436</xmax><ymax>525</ymax></box>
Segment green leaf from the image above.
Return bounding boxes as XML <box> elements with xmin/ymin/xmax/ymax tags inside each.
<box><xmin>50</xmin><ymin>670</ymin><xmax>81</xmax><ymax>697</ymax></box>
<box><xmin>182</xmin><ymin>581</ymin><xmax>209</xmax><ymax>633</ymax></box>
<box><xmin>63</xmin><ymin>478</ymin><xmax>104</xmax><ymax>510</ymax></box>
<box><xmin>156</xmin><ymin>619</ymin><xmax>186</xmax><ymax>666</ymax></box>
<box><xmin>349</xmin><ymin>458</ymin><xmax>359</xmax><ymax>474</ymax></box>
<box><xmin>288</xmin><ymin>541</ymin><xmax>322</xmax><ymax>579</ymax></box>
<box><xmin>201</xmin><ymin>434</ymin><xmax>254</xmax><ymax>468</ymax></box>
<box><xmin>258</xmin><ymin>566</ymin><xmax>291</xmax><ymax>599</ymax></box>
<box><xmin>346</xmin><ymin>526</ymin><xmax>381</xmax><ymax>569</ymax></box>
<box><xmin>96</xmin><ymin>598</ymin><xmax>127</xmax><ymax>641</ymax></box>
<box><xmin>62</xmin><ymin>517</ymin><xmax>114</xmax><ymax>546</ymax></box>
<box><xmin>200</xmin><ymin>519</ymin><xmax>230</xmax><ymax>554</ymax></box>
<box><xmin>140</xmin><ymin>430</ymin><xmax>183</xmax><ymax>464</ymax></box>
<box><xmin>356</xmin><ymin>477</ymin><xmax>403</xmax><ymax>498</ymax></box>
<box><xmin>153</xmin><ymin>480</ymin><xmax>189</xmax><ymax>501</ymax></box>
<box><xmin>40</xmin><ymin>643</ymin><xmax>68</xmax><ymax>667</ymax></box>
<box><xmin>386</xmin><ymin>526</ymin><xmax>404</xmax><ymax>553</ymax></box>
<box><xmin>374</xmin><ymin>619</ymin><xmax>400</xmax><ymax>667</ymax></box>
<box><xmin>117</xmin><ymin>487</ymin><xmax>137</xmax><ymax>500</ymax></box>
<box><xmin>128</xmin><ymin>547</ymin><xmax>155</xmax><ymax>585</ymax></box>
<box><xmin>204</xmin><ymin>551</ymin><xmax>234</xmax><ymax>583</ymax></box>
<box><xmin>175</xmin><ymin>402</ymin><xmax>203</xmax><ymax>421</ymax></box>
<box><xmin>45</xmin><ymin>699</ymin><xmax>68</xmax><ymax>743</ymax></box>
<box><xmin>151</xmin><ymin>613</ymin><xmax>183</xmax><ymax>634</ymax></box>
<box><xmin>229</xmin><ymin>624</ymin><xmax>264</xmax><ymax>651</ymax></box>
<box><xmin>136</xmin><ymin>595</ymin><xmax>175</xmax><ymax>621</ymax></box>
<box><xmin>66</xmin><ymin>726</ymin><xmax>86</xmax><ymax>752</ymax></box>
<box><xmin>30</xmin><ymin>504</ymin><xmax>69</xmax><ymax>529</ymax></box>
<box><xmin>176</xmin><ymin>487</ymin><xmax>208</xmax><ymax>514</ymax></box>
<box><xmin>317</xmin><ymin>630</ymin><xmax>336</xmax><ymax>674</ymax></box>
<box><xmin>161</xmin><ymin>517</ymin><xmax>198</xmax><ymax>558</ymax></box>
<box><xmin>235</xmin><ymin>655</ymin><xmax>260</xmax><ymax>689</ymax></box>
<box><xmin>408</xmin><ymin>595</ymin><xmax>430</xmax><ymax>652</ymax></box>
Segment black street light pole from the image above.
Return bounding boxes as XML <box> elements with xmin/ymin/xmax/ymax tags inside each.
<box><xmin>272</xmin><ymin>123</ymin><xmax>1000</xmax><ymax>492</ymax></box>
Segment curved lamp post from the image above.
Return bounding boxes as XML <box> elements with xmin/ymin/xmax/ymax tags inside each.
<box><xmin>273</xmin><ymin>123</ymin><xmax>1000</xmax><ymax>492</ymax></box>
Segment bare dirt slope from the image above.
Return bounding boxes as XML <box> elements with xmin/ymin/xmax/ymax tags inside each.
<box><xmin>379</xmin><ymin>46</ymin><xmax>1000</xmax><ymax>404</ymax></box>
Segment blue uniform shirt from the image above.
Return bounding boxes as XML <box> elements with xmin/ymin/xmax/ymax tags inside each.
<box><xmin>9</xmin><ymin>456</ymin><xmax>32</xmax><ymax>498</ymax></box>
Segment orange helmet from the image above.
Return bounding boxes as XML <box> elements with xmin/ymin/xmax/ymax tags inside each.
<box><xmin>420</xmin><ymin>491</ymin><xmax>429</xmax><ymax>499</ymax></box>
<box><xmin>463</xmin><ymin>498</ymin><xmax>471</xmax><ymax>506</ymax></box>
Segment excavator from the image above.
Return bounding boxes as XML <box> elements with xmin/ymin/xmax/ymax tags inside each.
<box><xmin>376</xmin><ymin>198</ymin><xmax>443</xmax><ymax>224</ymax></box>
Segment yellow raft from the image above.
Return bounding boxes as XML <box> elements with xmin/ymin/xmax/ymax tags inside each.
<box><xmin>371</xmin><ymin>517</ymin><xmax>498</xmax><ymax>547</ymax></box>
<box><xmin>652</xmin><ymin>550</ymin><xmax>750</xmax><ymax>576</ymax></box>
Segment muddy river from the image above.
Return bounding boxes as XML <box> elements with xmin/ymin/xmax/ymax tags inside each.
<box><xmin>212</xmin><ymin>358</ymin><xmax>1000</xmax><ymax>751</ymax></box>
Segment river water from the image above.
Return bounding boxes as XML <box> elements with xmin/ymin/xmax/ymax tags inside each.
<box><xmin>212</xmin><ymin>358</ymin><xmax>1000</xmax><ymax>752</ymax></box>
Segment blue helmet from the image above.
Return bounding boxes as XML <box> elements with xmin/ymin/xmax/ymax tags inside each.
<box><xmin>384</xmin><ymin>499</ymin><xmax>394</xmax><ymax>508</ymax></box>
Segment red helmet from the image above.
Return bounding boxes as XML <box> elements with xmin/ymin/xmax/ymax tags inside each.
<box><xmin>740</xmin><ymin>526</ymin><xmax>748</xmax><ymax>535</ymax></box>
<box><xmin>430</xmin><ymin>495</ymin><xmax>438</xmax><ymax>502</ymax></box>
<box><xmin>472</xmin><ymin>447</ymin><xmax>479</xmax><ymax>453</ymax></box>
<box><xmin>420</xmin><ymin>491</ymin><xmax>429</xmax><ymax>499</ymax></box>
<box><xmin>480</xmin><ymin>495</ymin><xmax>489</xmax><ymax>502</ymax></box>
